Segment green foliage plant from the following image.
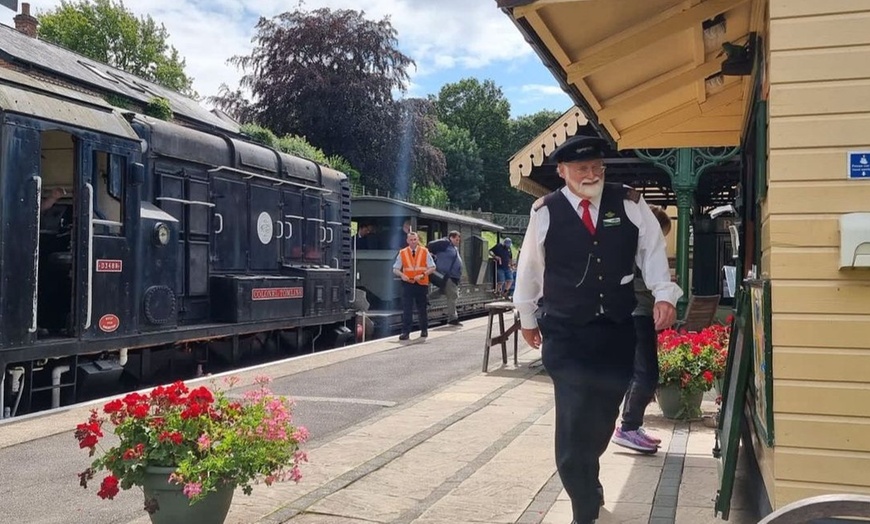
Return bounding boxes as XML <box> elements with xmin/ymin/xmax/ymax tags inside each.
<box><xmin>241</xmin><ymin>124</ymin><xmax>360</xmax><ymax>184</ymax></box>
<box><xmin>411</xmin><ymin>182</ymin><xmax>449</xmax><ymax>208</ymax></box>
<box><xmin>74</xmin><ymin>376</ymin><xmax>309</xmax><ymax>509</ymax></box>
<box><xmin>144</xmin><ymin>97</ymin><xmax>172</xmax><ymax>120</ymax></box>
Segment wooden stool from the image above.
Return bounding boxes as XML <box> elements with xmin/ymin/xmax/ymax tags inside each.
<box><xmin>482</xmin><ymin>301</ymin><xmax>520</xmax><ymax>372</ymax></box>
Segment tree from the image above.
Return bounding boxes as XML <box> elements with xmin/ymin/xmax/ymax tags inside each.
<box><xmin>392</xmin><ymin>98</ymin><xmax>446</xmax><ymax>190</ymax></box>
<box><xmin>37</xmin><ymin>0</ymin><xmax>195</xmax><ymax>95</ymax></box>
<box><xmin>432</xmin><ymin>122</ymin><xmax>483</xmax><ymax>209</ymax></box>
<box><xmin>219</xmin><ymin>8</ymin><xmax>414</xmax><ymax>189</ymax></box>
<box><xmin>509</xmin><ymin>110</ymin><xmax>562</xmax><ymax>154</ymax></box>
<box><xmin>431</xmin><ymin>79</ymin><xmax>524</xmax><ymax>213</ymax></box>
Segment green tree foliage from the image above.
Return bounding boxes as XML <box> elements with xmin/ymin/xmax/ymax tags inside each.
<box><xmin>432</xmin><ymin>79</ymin><xmax>530</xmax><ymax>213</ymax></box>
<box><xmin>509</xmin><ymin>110</ymin><xmax>562</xmax><ymax>154</ymax></box>
<box><xmin>37</xmin><ymin>0</ymin><xmax>195</xmax><ymax>96</ymax></box>
<box><xmin>240</xmin><ymin>124</ymin><xmax>361</xmax><ymax>185</ymax></box>
<box><xmin>432</xmin><ymin>122</ymin><xmax>483</xmax><ymax>210</ymax></box>
<box><xmin>220</xmin><ymin>8</ymin><xmax>414</xmax><ymax>189</ymax></box>
<box><xmin>411</xmin><ymin>182</ymin><xmax>449</xmax><ymax>209</ymax></box>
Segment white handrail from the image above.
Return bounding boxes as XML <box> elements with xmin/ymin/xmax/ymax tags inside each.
<box><xmin>275</xmin><ymin>220</ymin><xmax>284</xmax><ymax>239</ymax></box>
<box><xmin>29</xmin><ymin>176</ymin><xmax>42</xmax><ymax>334</ymax></box>
<box><xmin>207</xmin><ymin>166</ymin><xmax>332</xmax><ymax>194</ymax></box>
<box><xmin>156</xmin><ymin>196</ymin><xmax>215</xmax><ymax>208</ymax></box>
<box><xmin>84</xmin><ymin>182</ymin><xmax>94</xmax><ymax>330</ymax></box>
<box><xmin>214</xmin><ymin>213</ymin><xmax>223</xmax><ymax>234</ymax></box>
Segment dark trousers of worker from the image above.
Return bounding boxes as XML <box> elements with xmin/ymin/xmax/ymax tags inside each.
<box><xmin>620</xmin><ymin>315</ymin><xmax>659</xmax><ymax>431</ymax></box>
<box><xmin>539</xmin><ymin>315</ymin><xmax>635</xmax><ymax>523</ymax></box>
<box><xmin>401</xmin><ymin>282</ymin><xmax>429</xmax><ymax>336</ymax></box>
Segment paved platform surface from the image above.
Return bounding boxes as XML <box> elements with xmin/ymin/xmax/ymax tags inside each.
<box><xmin>1</xmin><ymin>317</ymin><xmax>758</xmax><ymax>524</ymax></box>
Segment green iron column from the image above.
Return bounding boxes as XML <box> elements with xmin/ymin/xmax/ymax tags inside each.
<box><xmin>635</xmin><ymin>147</ymin><xmax>740</xmax><ymax>317</ymax></box>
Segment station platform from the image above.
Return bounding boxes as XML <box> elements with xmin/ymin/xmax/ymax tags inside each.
<box><xmin>0</xmin><ymin>316</ymin><xmax>757</xmax><ymax>524</ymax></box>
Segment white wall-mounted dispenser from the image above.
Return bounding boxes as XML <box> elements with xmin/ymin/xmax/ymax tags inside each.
<box><xmin>839</xmin><ymin>213</ymin><xmax>870</xmax><ymax>268</ymax></box>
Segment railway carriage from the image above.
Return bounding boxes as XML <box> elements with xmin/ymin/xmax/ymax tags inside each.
<box><xmin>351</xmin><ymin>195</ymin><xmax>503</xmax><ymax>337</ymax></box>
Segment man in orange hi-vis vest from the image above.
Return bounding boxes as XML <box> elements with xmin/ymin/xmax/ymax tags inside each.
<box><xmin>392</xmin><ymin>231</ymin><xmax>436</xmax><ymax>341</ymax></box>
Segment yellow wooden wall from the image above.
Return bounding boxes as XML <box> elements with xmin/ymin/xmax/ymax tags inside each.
<box><xmin>766</xmin><ymin>0</ymin><xmax>870</xmax><ymax>508</ymax></box>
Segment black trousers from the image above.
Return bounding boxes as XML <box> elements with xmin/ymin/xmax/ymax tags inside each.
<box><xmin>401</xmin><ymin>282</ymin><xmax>428</xmax><ymax>336</ymax></box>
<box><xmin>540</xmin><ymin>315</ymin><xmax>635</xmax><ymax>523</ymax></box>
<box><xmin>621</xmin><ymin>315</ymin><xmax>659</xmax><ymax>431</ymax></box>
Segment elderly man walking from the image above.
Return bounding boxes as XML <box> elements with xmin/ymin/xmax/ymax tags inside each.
<box><xmin>513</xmin><ymin>135</ymin><xmax>682</xmax><ymax>524</ymax></box>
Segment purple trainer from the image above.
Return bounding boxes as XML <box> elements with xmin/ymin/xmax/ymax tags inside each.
<box><xmin>611</xmin><ymin>428</ymin><xmax>658</xmax><ymax>454</ymax></box>
<box><xmin>637</xmin><ymin>427</ymin><xmax>661</xmax><ymax>445</ymax></box>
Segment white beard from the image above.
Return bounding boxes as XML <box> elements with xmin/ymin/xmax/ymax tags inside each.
<box><xmin>568</xmin><ymin>178</ymin><xmax>604</xmax><ymax>199</ymax></box>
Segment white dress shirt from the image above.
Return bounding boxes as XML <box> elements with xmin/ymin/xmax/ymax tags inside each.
<box><xmin>513</xmin><ymin>186</ymin><xmax>683</xmax><ymax>329</ymax></box>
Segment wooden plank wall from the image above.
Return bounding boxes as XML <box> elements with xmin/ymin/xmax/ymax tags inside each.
<box><xmin>767</xmin><ymin>0</ymin><xmax>870</xmax><ymax>508</ymax></box>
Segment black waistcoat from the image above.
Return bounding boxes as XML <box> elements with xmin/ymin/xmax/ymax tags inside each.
<box><xmin>542</xmin><ymin>184</ymin><xmax>639</xmax><ymax>324</ymax></box>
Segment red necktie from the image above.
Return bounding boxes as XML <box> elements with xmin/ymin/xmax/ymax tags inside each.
<box><xmin>580</xmin><ymin>200</ymin><xmax>596</xmax><ymax>235</ymax></box>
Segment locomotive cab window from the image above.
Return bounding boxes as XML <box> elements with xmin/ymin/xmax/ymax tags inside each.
<box><xmin>93</xmin><ymin>150</ymin><xmax>124</xmax><ymax>235</ymax></box>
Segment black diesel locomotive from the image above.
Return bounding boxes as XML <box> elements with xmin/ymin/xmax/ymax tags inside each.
<box><xmin>0</xmin><ymin>68</ymin><xmax>353</xmax><ymax>417</ymax></box>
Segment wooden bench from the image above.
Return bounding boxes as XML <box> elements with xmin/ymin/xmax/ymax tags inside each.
<box><xmin>757</xmin><ymin>494</ymin><xmax>870</xmax><ymax>523</ymax></box>
<box><xmin>482</xmin><ymin>301</ymin><xmax>520</xmax><ymax>372</ymax></box>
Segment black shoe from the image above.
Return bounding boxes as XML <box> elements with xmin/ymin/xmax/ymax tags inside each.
<box><xmin>398</xmin><ymin>334</ymin><xmax>409</xmax><ymax>341</ymax></box>
<box><xmin>447</xmin><ymin>320</ymin><xmax>462</xmax><ymax>326</ymax></box>
<box><xmin>598</xmin><ymin>486</ymin><xmax>604</xmax><ymax>506</ymax></box>
<box><xmin>420</xmin><ymin>332</ymin><xmax>428</xmax><ymax>338</ymax></box>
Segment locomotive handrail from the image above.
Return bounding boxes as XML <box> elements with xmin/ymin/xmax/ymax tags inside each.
<box><xmin>214</xmin><ymin>213</ymin><xmax>224</xmax><ymax>234</ymax></box>
<box><xmin>155</xmin><ymin>196</ymin><xmax>216</xmax><ymax>208</ymax></box>
<box><xmin>326</xmin><ymin>227</ymin><xmax>334</xmax><ymax>243</ymax></box>
<box><xmin>284</xmin><ymin>214</ymin><xmax>304</xmax><ymax>220</ymax></box>
<box><xmin>275</xmin><ymin>220</ymin><xmax>284</xmax><ymax>239</ymax></box>
<box><xmin>320</xmin><ymin>226</ymin><xmax>327</xmax><ymax>243</ymax></box>
<box><xmin>285</xmin><ymin>221</ymin><xmax>293</xmax><ymax>238</ymax></box>
<box><xmin>208</xmin><ymin>166</ymin><xmax>332</xmax><ymax>194</ymax></box>
<box><xmin>85</xmin><ymin>182</ymin><xmax>94</xmax><ymax>330</ymax></box>
<box><xmin>93</xmin><ymin>218</ymin><xmax>123</xmax><ymax>228</ymax></box>
<box><xmin>30</xmin><ymin>175</ymin><xmax>42</xmax><ymax>334</ymax></box>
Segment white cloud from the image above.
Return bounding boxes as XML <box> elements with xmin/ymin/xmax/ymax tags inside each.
<box><xmin>521</xmin><ymin>84</ymin><xmax>567</xmax><ymax>96</ymax></box>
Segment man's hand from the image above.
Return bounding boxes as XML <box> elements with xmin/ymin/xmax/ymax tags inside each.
<box><xmin>653</xmin><ymin>301</ymin><xmax>677</xmax><ymax>331</ymax></box>
<box><xmin>521</xmin><ymin>327</ymin><xmax>542</xmax><ymax>349</ymax></box>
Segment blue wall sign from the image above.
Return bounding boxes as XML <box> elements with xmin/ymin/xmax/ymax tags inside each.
<box><xmin>848</xmin><ymin>151</ymin><xmax>870</xmax><ymax>179</ymax></box>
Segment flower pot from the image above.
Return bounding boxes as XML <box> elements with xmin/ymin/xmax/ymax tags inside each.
<box><xmin>656</xmin><ymin>383</ymin><xmax>704</xmax><ymax>420</ymax></box>
<box><xmin>142</xmin><ymin>466</ymin><xmax>235</xmax><ymax>524</ymax></box>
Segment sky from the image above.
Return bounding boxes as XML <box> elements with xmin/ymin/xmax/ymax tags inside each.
<box><xmin>0</xmin><ymin>0</ymin><xmax>574</xmax><ymax>119</ymax></box>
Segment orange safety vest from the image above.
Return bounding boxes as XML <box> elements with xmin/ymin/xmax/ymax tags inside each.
<box><xmin>399</xmin><ymin>246</ymin><xmax>430</xmax><ymax>286</ymax></box>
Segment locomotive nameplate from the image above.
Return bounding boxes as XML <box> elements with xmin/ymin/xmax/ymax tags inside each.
<box><xmin>96</xmin><ymin>259</ymin><xmax>123</xmax><ymax>272</ymax></box>
<box><xmin>251</xmin><ymin>287</ymin><xmax>304</xmax><ymax>301</ymax></box>
<box><xmin>98</xmin><ymin>314</ymin><xmax>120</xmax><ymax>332</ymax></box>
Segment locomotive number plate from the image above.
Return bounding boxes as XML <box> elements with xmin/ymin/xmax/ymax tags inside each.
<box><xmin>251</xmin><ymin>287</ymin><xmax>304</xmax><ymax>301</ymax></box>
<box><xmin>96</xmin><ymin>259</ymin><xmax>123</xmax><ymax>272</ymax></box>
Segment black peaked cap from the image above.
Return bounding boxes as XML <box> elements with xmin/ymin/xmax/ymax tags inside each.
<box><xmin>548</xmin><ymin>135</ymin><xmax>609</xmax><ymax>163</ymax></box>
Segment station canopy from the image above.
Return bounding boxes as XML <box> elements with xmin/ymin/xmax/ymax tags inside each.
<box><xmin>498</xmin><ymin>0</ymin><xmax>763</xmax><ymax>150</ymax></box>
